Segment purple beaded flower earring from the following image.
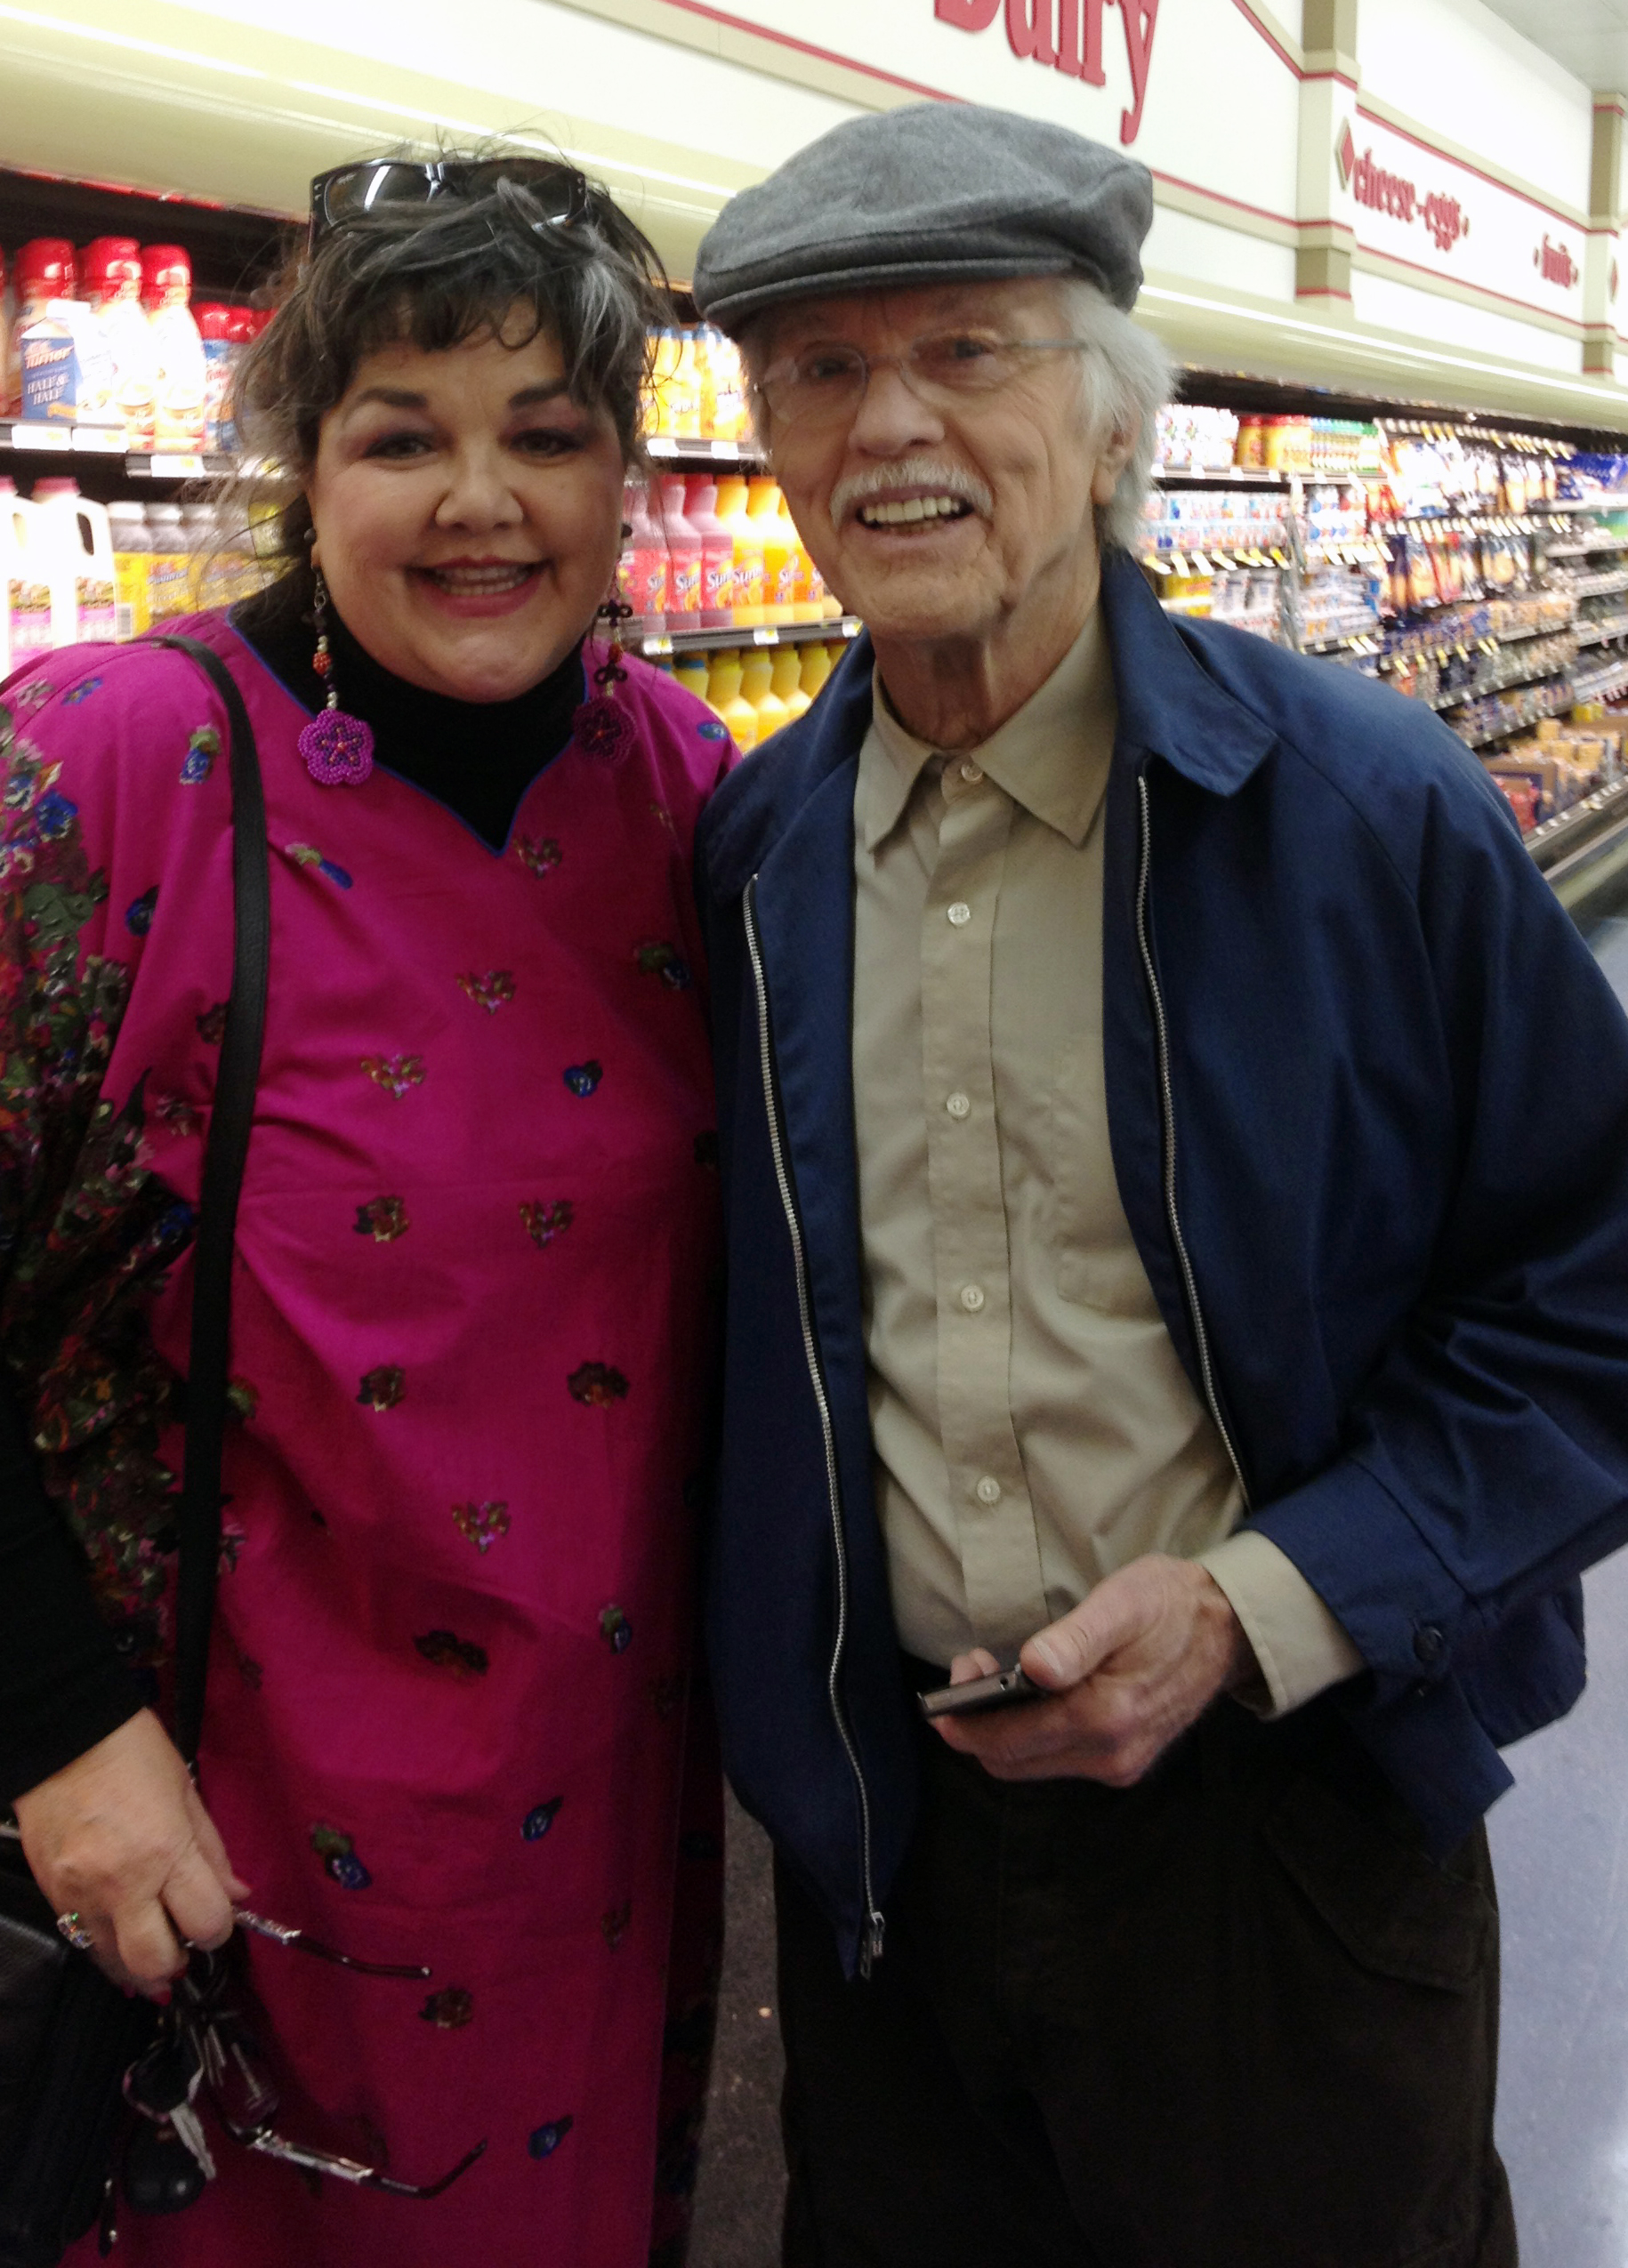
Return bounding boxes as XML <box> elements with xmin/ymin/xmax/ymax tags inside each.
<box><xmin>572</xmin><ymin>596</ymin><xmax>637</xmax><ymax>765</ymax></box>
<box><xmin>300</xmin><ymin>568</ymin><xmax>375</xmax><ymax>787</ymax></box>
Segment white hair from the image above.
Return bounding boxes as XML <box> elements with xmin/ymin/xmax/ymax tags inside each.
<box><xmin>740</xmin><ymin>276</ymin><xmax>1171</xmax><ymax>556</ymax></box>
<box><xmin>1063</xmin><ymin>279</ymin><xmax>1173</xmax><ymax>553</ymax></box>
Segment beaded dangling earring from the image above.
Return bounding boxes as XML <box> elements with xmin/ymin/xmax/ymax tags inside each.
<box><xmin>299</xmin><ymin>568</ymin><xmax>375</xmax><ymax>787</ymax></box>
<box><xmin>572</xmin><ymin>596</ymin><xmax>637</xmax><ymax>764</ymax></box>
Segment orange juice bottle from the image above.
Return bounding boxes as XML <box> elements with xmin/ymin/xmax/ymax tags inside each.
<box><xmin>750</xmin><ymin>479</ymin><xmax>793</xmax><ymax>627</ymax></box>
<box><xmin>770</xmin><ymin>642</ymin><xmax>806</xmax><ymax>724</ymax></box>
<box><xmin>673</xmin><ymin>651</ymin><xmax>710</xmax><ymax>707</ymax></box>
<box><xmin>705</xmin><ymin>649</ymin><xmax>758</xmax><ymax>752</ymax></box>
<box><xmin>742</xmin><ymin>646</ymin><xmax>789</xmax><ymax>741</ymax></box>
<box><xmin>647</xmin><ymin>326</ymin><xmax>681</xmax><ymax>439</ymax></box>
<box><xmin>671</xmin><ymin>328</ymin><xmax>703</xmax><ymax>441</ymax></box>
<box><xmin>801</xmin><ymin>641</ymin><xmax>837</xmax><ymax>706</ymax></box>
<box><xmin>782</xmin><ymin>494</ymin><xmax>821</xmax><ymax>623</ymax></box>
<box><xmin>716</xmin><ymin>476</ymin><xmax>764</xmax><ymax>628</ymax></box>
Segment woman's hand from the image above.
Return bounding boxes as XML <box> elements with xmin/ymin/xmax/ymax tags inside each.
<box><xmin>12</xmin><ymin>1709</ymin><xmax>249</xmax><ymax>1997</ymax></box>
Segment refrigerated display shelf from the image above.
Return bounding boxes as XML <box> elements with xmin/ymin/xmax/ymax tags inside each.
<box><xmin>1151</xmin><ymin>467</ymin><xmax>1292</xmax><ymax>488</ymax></box>
<box><xmin>1573</xmin><ymin>657</ymin><xmax>1628</xmax><ymax>704</ymax></box>
<box><xmin>1576</xmin><ymin>615</ymin><xmax>1628</xmax><ymax>647</ymax></box>
<box><xmin>1563</xmin><ymin>568</ymin><xmax>1628</xmax><ymax>599</ymax></box>
<box><xmin>2</xmin><ymin>424</ymin><xmax>234</xmax><ymax>478</ymax></box>
<box><xmin>1455</xmin><ymin>680</ymin><xmax>1574</xmax><ymax>749</ymax></box>
<box><xmin>638</xmin><ymin>618</ymin><xmax>860</xmax><ymax>658</ymax></box>
<box><xmin>645</xmin><ymin>436</ymin><xmax>760</xmax><ymax>463</ymax></box>
<box><xmin>1544</xmin><ymin>533</ymin><xmax>1628</xmax><ymax>559</ymax></box>
<box><xmin>1436</xmin><ymin>645</ymin><xmax>1580</xmax><ymax>712</ymax></box>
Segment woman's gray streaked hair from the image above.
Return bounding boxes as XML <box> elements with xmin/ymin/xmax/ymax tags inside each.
<box><xmin>225</xmin><ymin>162</ymin><xmax>667</xmax><ymax>623</ymax></box>
<box><xmin>1064</xmin><ymin>279</ymin><xmax>1173</xmax><ymax>554</ymax></box>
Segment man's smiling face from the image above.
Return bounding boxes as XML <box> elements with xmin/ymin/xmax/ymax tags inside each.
<box><xmin>754</xmin><ymin>277</ymin><xmax>1113</xmax><ymax>648</ymax></box>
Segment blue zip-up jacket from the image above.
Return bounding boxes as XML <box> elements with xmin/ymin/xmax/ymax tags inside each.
<box><xmin>696</xmin><ymin>550</ymin><xmax>1628</xmax><ymax>1975</ymax></box>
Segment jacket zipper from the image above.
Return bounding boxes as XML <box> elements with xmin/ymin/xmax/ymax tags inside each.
<box><xmin>1133</xmin><ymin>770</ymin><xmax>1253</xmax><ymax>1513</ymax></box>
<box><xmin>742</xmin><ymin>875</ymin><xmax>887</xmax><ymax>1975</ymax></box>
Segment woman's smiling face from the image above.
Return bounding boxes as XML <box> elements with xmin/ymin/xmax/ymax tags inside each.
<box><xmin>304</xmin><ymin>315</ymin><xmax>628</xmax><ymax>704</ymax></box>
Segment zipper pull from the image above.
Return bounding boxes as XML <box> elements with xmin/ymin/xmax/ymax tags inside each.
<box><xmin>858</xmin><ymin>1910</ymin><xmax>886</xmax><ymax>1979</ymax></box>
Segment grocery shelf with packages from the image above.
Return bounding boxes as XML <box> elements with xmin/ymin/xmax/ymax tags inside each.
<box><xmin>1140</xmin><ymin>390</ymin><xmax>1628</xmax><ymax>911</ymax></box>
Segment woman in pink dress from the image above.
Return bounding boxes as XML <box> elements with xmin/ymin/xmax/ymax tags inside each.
<box><xmin>3</xmin><ymin>157</ymin><xmax>731</xmax><ymax>2266</ymax></box>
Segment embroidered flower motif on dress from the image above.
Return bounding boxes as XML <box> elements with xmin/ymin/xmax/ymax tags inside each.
<box><xmin>522</xmin><ymin>1798</ymin><xmax>562</xmax><ymax>1841</ymax></box>
<box><xmin>520</xmin><ymin>1199</ymin><xmax>573</xmax><ymax>1248</ymax></box>
<box><xmin>514</xmin><ymin>834</ymin><xmax>561</xmax><ymax>877</ymax></box>
<box><xmin>286</xmin><ymin>842</ymin><xmax>353</xmax><ymax>889</ymax></box>
<box><xmin>34</xmin><ymin>790</ymin><xmax>77</xmax><ymax>840</ymax></box>
<box><xmin>219</xmin><ymin>1518</ymin><xmax>247</xmax><ymax>1572</ymax></box>
<box><xmin>600</xmin><ymin>1903</ymin><xmax>632</xmax><ymax>1950</ymax></box>
<box><xmin>635</xmin><ymin>941</ymin><xmax>692</xmax><ymax>992</ymax></box>
<box><xmin>154</xmin><ymin>1093</ymin><xmax>200</xmax><ymax>1138</ymax></box>
<box><xmin>14</xmin><ymin>680</ymin><xmax>51</xmax><ymax>713</ymax></box>
<box><xmin>528</xmin><ymin>2117</ymin><xmax>573</xmax><ymax>2160</ymax></box>
<box><xmin>414</xmin><ymin>1629</ymin><xmax>489</xmax><ymax>1677</ymax></box>
<box><xmin>62</xmin><ymin>678</ymin><xmax>102</xmax><ymax>706</ymax></box>
<box><xmin>180</xmin><ymin>727</ymin><xmax>219</xmax><ymax>784</ymax></box>
<box><xmin>361</xmin><ymin>1053</ymin><xmax>425</xmax><ymax>1098</ymax></box>
<box><xmin>354</xmin><ymin>1194</ymin><xmax>409</xmax><ymax>1243</ymax></box>
<box><xmin>570</xmin><ymin>1362</ymin><xmax>628</xmax><ymax>1406</ymax></box>
<box><xmin>599</xmin><ymin>1604</ymin><xmax>633</xmax><ymax>1653</ymax></box>
<box><xmin>196</xmin><ymin>1001</ymin><xmax>228</xmax><ymax>1046</ymax></box>
<box><xmin>649</xmin><ymin>800</ymin><xmax>677</xmax><ymax>837</ymax></box>
<box><xmin>358</xmin><ymin>1365</ymin><xmax>405</xmax><ymax>1412</ymax></box>
<box><xmin>453</xmin><ymin>1500</ymin><xmax>510</xmax><ymax>1553</ymax></box>
<box><xmin>310</xmin><ymin>1823</ymin><xmax>372</xmax><ymax>1890</ymax></box>
<box><xmin>697</xmin><ymin>719</ymin><xmax>729</xmax><ymax>743</ymax></box>
<box><xmin>419</xmin><ymin>1988</ymin><xmax>473</xmax><ymax>2030</ymax></box>
<box><xmin>563</xmin><ymin>1060</ymin><xmax>602</xmax><ymax>1098</ymax></box>
<box><xmin>456</xmin><ymin>969</ymin><xmax>515</xmax><ymax>1014</ymax></box>
<box><xmin>125</xmin><ymin>886</ymin><xmax>157</xmax><ymax>937</ymax></box>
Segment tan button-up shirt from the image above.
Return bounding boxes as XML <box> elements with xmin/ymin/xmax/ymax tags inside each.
<box><xmin>850</xmin><ymin>610</ymin><xmax>1362</xmax><ymax>1713</ymax></box>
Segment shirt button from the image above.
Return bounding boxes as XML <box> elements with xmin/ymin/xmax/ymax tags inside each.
<box><xmin>947</xmin><ymin>901</ymin><xmax>971</xmax><ymax>927</ymax></box>
<box><xmin>946</xmin><ymin>1091</ymin><xmax>971</xmax><ymax>1119</ymax></box>
<box><xmin>959</xmin><ymin>1283</ymin><xmax>986</xmax><ymax>1313</ymax></box>
<box><xmin>959</xmin><ymin>761</ymin><xmax>984</xmax><ymax>784</ymax></box>
<box><xmin>974</xmin><ymin>1475</ymin><xmax>1002</xmax><ymax>1506</ymax></box>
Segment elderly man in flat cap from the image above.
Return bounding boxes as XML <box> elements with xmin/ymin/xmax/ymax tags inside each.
<box><xmin>689</xmin><ymin>102</ymin><xmax>1628</xmax><ymax>2266</ymax></box>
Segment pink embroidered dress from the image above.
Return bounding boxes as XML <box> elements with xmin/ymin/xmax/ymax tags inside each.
<box><xmin>0</xmin><ymin>613</ymin><xmax>730</xmax><ymax>2267</ymax></box>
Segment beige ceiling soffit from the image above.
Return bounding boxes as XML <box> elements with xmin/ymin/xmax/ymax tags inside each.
<box><xmin>1235</xmin><ymin>0</ymin><xmax>1304</xmax><ymax>74</ymax></box>
<box><xmin>0</xmin><ymin>0</ymin><xmax>754</xmax><ymax>237</ymax></box>
<box><xmin>1355</xmin><ymin>87</ymin><xmax>1591</xmax><ymax>229</ymax></box>
<box><xmin>1153</xmin><ymin>175</ymin><xmax>1297</xmax><ymax>250</ymax></box>
<box><xmin>1351</xmin><ymin>246</ymin><xmax>1588</xmax><ymax>343</ymax></box>
<box><xmin>1138</xmin><ymin>270</ymin><xmax>1628</xmax><ymax>430</ymax></box>
<box><xmin>541</xmin><ymin>0</ymin><xmax>918</xmax><ymax>111</ymax></box>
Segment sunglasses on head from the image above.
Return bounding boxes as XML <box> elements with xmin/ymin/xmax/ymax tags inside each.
<box><xmin>307</xmin><ymin>157</ymin><xmax>595</xmax><ymax>249</ymax></box>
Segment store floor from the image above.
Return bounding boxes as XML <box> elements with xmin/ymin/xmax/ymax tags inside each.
<box><xmin>687</xmin><ymin>911</ymin><xmax>1628</xmax><ymax>2268</ymax></box>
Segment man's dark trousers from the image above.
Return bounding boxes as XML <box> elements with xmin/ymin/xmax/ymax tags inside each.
<box><xmin>777</xmin><ymin>1683</ymin><xmax>1516</xmax><ymax>2268</ymax></box>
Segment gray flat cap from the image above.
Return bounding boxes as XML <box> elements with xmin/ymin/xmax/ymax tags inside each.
<box><xmin>693</xmin><ymin>103</ymin><xmax>1152</xmax><ymax>333</ymax></box>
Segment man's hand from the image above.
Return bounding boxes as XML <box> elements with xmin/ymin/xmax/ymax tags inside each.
<box><xmin>933</xmin><ymin>1556</ymin><xmax>1256</xmax><ymax>1787</ymax></box>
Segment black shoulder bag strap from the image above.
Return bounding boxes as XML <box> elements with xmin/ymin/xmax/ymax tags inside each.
<box><xmin>146</xmin><ymin>635</ymin><xmax>270</xmax><ymax>1768</ymax></box>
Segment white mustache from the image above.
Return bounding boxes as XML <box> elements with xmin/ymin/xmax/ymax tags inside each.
<box><xmin>828</xmin><ymin>458</ymin><xmax>993</xmax><ymax>528</ymax></box>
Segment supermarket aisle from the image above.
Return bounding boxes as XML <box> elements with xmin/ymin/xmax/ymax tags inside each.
<box><xmin>1494</xmin><ymin>1545</ymin><xmax>1628</xmax><ymax>2268</ymax></box>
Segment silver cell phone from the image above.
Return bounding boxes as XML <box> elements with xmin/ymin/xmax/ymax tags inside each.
<box><xmin>918</xmin><ymin>1665</ymin><xmax>1044</xmax><ymax>1720</ymax></box>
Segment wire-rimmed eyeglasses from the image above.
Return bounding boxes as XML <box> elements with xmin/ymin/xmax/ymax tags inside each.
<box><xmin>755</xmin><ymin>333</ymin><xmax>1090</xmax><ymax>430</ymax></box>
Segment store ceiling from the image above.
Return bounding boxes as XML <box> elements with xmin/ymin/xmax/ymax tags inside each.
<box><xmin>1476</xmin><ymin>0</ymin><xmax>1628</xmax><ymax>94</ymax></box>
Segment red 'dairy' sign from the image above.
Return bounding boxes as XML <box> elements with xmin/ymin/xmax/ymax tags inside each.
<box><xmin>934</xmin><ymin>0</ymin><xmax>1159</xmax><ymax>144</ymax></box>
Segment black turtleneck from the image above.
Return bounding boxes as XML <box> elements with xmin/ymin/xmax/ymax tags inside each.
<box><xmin>232</xmin><ymin>583</ymin><xmax>587</xmax><ymax>850</ymax></box>
<box><xmin>0</xmin><ymin>589</ymin><xmax>592</xmax><ymax>1803</ymax></box>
